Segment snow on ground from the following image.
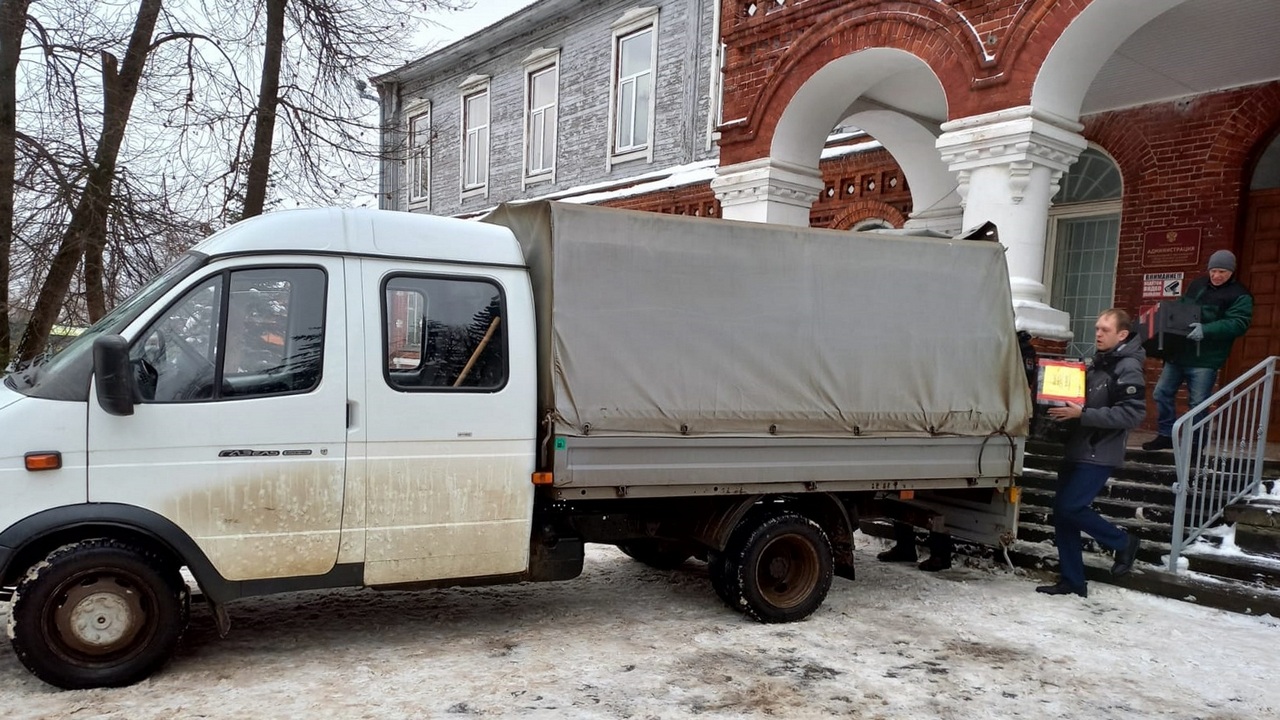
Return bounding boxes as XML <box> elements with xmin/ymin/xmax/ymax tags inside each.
<box><xmin>1</xmin><ymin>537</ymin><xmax>1277</xmax><ymax>719</ymax></box>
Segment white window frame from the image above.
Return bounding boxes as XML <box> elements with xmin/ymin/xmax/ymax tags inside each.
<box><xmin>1043</xmin><ymin>145</ymin><xmax>1125</xmax><ymax>294</ymax></box>
<box><xmin>522</xmin><ymin>48</ymin><xmax>560</xmax><ymax>187</ymax></box>
<box><xmin>405</xmin><ymin>100</ymin><xmax>431</xmax><ymax>210</ymax></box>
<box><xmin>607</xmin><ymin>7</ymin><xmax>659</xmax><ymax>170</ymax></box>
<box><xmin>458</xmin><ymin>74</ymin><xmax>491</xmax><ymax>200</ymax></box>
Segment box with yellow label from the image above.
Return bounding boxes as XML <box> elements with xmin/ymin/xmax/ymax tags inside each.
<box><xmin>1036</xmin><ymin>359</ymin><xmax>1086</xmax><ymax>406</ymax></box>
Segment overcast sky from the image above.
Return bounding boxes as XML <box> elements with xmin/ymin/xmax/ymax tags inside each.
<box><xmin>427</xmin><ymin>0</ymin><xmax>540</xmax><ymax>47</ymax></box>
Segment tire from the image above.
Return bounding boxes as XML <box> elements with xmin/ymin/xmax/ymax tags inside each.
<box><xmin>720</xmin><ymin>512</ymin><xmax>833</xmax><ymax>623</ymax></box>
<box><xmin>617</xmin><ymin>540</ymin><xmax>693</xmax><ymax>570</ymax></box>
<box><xmin>706</xmin><ymin>551</ymin><xmax>739</xmax><ymax>609</ymax></box>
<box><xmin>8</xmin><ymin>539</ymin><xmax>191</xmax><ymax>689</ymax></box>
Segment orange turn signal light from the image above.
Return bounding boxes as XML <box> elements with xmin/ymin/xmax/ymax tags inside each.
<box><xmin>532</xmin><ymin>472</ymin><xmax>553</xmax><ymax>486</ymax></box>
<box><xmin>25</xmin><ymin>452</ymin><xmax>62</xmax><ymax>472</ymax></box>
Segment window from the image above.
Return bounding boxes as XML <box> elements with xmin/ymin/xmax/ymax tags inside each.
<box><xmin>1047</xmin><ymin>148</ymin><xmax>1124</xmax><ymax>357</ymax></box>
<box><xmin>131</xmin><ymin>267</ymin><xmax>326</xmax><ymax>402</ymax></box>
<box><xmin>608</xmin><ymin>7</ymin><xmax>659</xmax><ymax>166</ymax></box>
<box><xmin>461</xmin><ymin>82</ymin><xmax>490</xmax><ymax>193</ymax></box>
<box><xmin>614</xmin><ymin>28</ymin><xmax>653</xmax><ymax>154</ymax></box>
<box><xmin>526</xmin><ymin>63</ymin><xmax>558</xmax><ymax>178</ymax></box>
<box><xmin>407</xmin><ymin>106</ymin><xmax>431</xmax><ymax>206</ymax></box>
<box><xmin>383</xmin><ymin>275</ymin><xmax>507</xmax><ymax>391</ymax></box>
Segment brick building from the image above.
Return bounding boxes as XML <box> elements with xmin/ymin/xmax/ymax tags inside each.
<box><xmin>376</xmin><ymin>0</ymin><xmax>1280</xmax><ymax>428</ymax></box>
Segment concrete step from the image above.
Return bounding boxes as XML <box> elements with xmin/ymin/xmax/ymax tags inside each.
<box><xmin>1181</xmin><ymin>548</ymin><xmax>1280</xmax><ymax>591</ymax></box>
<box><xmin>1020</xmin><ymin>467</ymin><xmax>1180</xmax><ymax>506</ymax></box>
<box><xmin>1019</xmin><ymin>486</ymin><xmax>1181</xmax><ymax>526</ymax></box>
<box><xmin>1014</xmin><ymin>519</ymin><xmax>1171</xmax><ymax>565</ymax></box>
<box><xmin>1005</xmin><ymin>538</ymin><xmax>1280</xmax><ymax>617</ymax></box>
<box><xmin>866</xmin><ymin>516</ymin><xmax>1280</xmax><ymax>616</ymax></box>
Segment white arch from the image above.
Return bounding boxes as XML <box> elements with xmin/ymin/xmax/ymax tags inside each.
<box><xmin>770</xmin><ymin>47</ymin><xmax>956</xmax><ymax>222</ymax></box>
<box><xmin>844</xmin><ymin>109</ymin><xmax>958</xmax><ymax>217</ymax></box>
<box><xmin>1033</xmin><ymin>0</ymin><xmax>1193</xmax><ymax>119</ymax></box>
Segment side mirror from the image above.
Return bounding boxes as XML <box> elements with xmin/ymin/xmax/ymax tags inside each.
<box><xmin>93</xmin><ymin>335</ymin><xmax>135</xmax><ymax>416</ymax></box>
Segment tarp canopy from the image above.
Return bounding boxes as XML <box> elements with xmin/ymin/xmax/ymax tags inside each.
<box><xmin>482</xmin><ymin>201</ymin><xmax>1031</xmax><ymax>439</ymax></box>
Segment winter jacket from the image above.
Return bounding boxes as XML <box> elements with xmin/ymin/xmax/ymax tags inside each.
<box><xmin>1169</xmin><ymin>275</ymin><xmax>1253</xmax><ymax>369</ymax></box>
<box><xmin>1063</xmin><ymin>336</ymin><xmax>1146</xmax><ymax>467</ymax></box>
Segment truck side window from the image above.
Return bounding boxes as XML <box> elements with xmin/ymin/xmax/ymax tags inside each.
<box><xmin>130</xmin><ymin>278</ymin><xmax>223</xmax><ymax>402</ymax></box>
<box><xmin>384</xmin><ymin>275</ymin><xmax>506</xmax><ymax>391</ymax></box>
<box><xmin>129</xmin><ymin>267</ymin><xmax>326</xmax><ymax>403</ymax></box>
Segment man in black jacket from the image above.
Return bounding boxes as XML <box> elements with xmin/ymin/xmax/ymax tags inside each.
<box><xmin>1037</xmin><ymin>309</ymin><xmax>1145</xmax><ymax>598</ymax></box>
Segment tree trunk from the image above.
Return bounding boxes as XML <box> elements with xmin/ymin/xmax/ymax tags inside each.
<box><xmin>241</xmin><ymin>0</ymin><xmax>286</xmax><ymax>219</ymax></box>
<box><xmin>16</xmin><ymin>0</ymin><xmax>162</xmax><ymax>363</ymax></box>
<box><xmin>0</xmin><ymin>0</ymin><xmax>32</xmax><ymax>368</ymax></box>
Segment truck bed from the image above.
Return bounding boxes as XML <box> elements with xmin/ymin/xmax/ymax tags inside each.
<box><xmin>550</xmin><ymin>434</ymin><xmax>1022</xmax><ymax>500</ymax></box>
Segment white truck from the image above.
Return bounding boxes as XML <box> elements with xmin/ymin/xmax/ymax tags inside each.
<box><xmin>0</xmin><ymin>201</ymin><xmax>1030</xmax><ymax>689</ymax></box>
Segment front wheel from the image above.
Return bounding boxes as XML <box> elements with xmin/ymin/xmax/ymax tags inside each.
<box><xmin>720</xmin><ymin>512</ymin><xmax>833</xmax><ymax>623</ymax></box>
<box><xmin>8</xmin><ymin>539</ymin><xmax>190</xmax><ymax>689</ymax></box>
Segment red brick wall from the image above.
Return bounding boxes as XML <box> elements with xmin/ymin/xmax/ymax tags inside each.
<box><xmin>1086</xmin><ymin>82</ymin><xmax>1280</xmax><ymax>323</ymax></box>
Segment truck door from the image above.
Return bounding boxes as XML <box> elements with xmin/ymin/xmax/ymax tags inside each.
<box><xmin>359</xmin><ymin>259</ymin><xmax>536</xmax><ymax>586</ymax></box>
<box><xmin>87</xmin><ymin>257</ymin><xmax>348</xmax><ymax>581</ymax></box>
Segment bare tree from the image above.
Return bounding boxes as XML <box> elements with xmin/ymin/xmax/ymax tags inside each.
<box><xmin>5</xmin><ymin>0</ymin><xmax>468</xmax><ymax>367</ymax></box>
<box><xmin>15</xmin><ymin>0</ymin><xmax>195</xmax><ymax>363</ymax></box>
<box><xmin>0</xmin><ymin>0</ymin><xmax>33</xmax><ymax>367</ymax></box>
<box><xmin>235</xmin><ymin>0</ymin><xmax>470</xmax><ymax>220</ymax></box>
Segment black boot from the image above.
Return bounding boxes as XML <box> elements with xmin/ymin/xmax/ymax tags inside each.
<box><xmin>918</xmin><ymin>531</ymin><xmax>953</xmax><ymax>572</ymax></box>
<box><xmin>877</xmin><ymin>544</ymin><xmax>918</xmax><ymax>562</ymax></box>
<box><xmin>1035</xmin><ymin>580</ymin><xmax>1087</xmax><ymax>598</ymax></box>
<box><xmin>1142</xmin><ymin>435</ymin><xmax>1172</xmax><ymax>451</ymax></box>
<box><xmin>878</xmin><ymin>522</ymin><xmax>918</xmax><ymax>562</ymax></box>
<box><xmin>1111</xmin><ymin>534</ymin><xmax>1141</xmax><ymax>576</ymax></box>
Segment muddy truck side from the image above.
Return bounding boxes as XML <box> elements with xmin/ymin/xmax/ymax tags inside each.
<box><xmin>0</xmin><ymin>201</ymin><xmax>1029</xmax><ymax>689</ymax></box>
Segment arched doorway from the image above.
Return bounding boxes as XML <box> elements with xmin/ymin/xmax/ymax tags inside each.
<box><xmin>1045</xmin><ymin>148</ymin><xmax>1124</xmax><ymax>357</ymax></box>
<box><xmin>1231</xmin><ymin>132</ymin><xmax>1280</xmax><ymax>440</ymax></box>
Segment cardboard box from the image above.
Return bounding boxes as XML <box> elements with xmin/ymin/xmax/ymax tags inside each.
<box><xmin>1036</xmin><ymin>359</ymin><xmax>1086</xmax><ymax>406</ymax></box>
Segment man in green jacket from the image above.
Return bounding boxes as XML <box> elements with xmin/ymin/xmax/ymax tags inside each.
<box><xmin>1142</xmin><ymin>250</ymin><xmax>1253</xmax><ymax>450</ymax></box>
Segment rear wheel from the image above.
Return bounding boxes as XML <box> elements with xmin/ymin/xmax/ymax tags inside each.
<box><xmin>617</xmin><ymin>540</ymin><xmax>694</xmax><ymax>570</ymax></box>
<box><xmin>719</xmin><ymin>512</ymin><xmax>833</xmax><ymax>623</ymax></box>
<box><xmin>9</xmin><ymin>539</ymin><xmax>190</xmax><ymax>689</ymax></box>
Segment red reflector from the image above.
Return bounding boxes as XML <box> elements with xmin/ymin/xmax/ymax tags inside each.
<box><xmin>25</xmin><ymin>452</ymin><xmax>62</xmax><ymax>471</ymax></box>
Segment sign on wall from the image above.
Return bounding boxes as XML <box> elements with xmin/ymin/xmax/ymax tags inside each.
<box><xmin>1142</xmin><ymin>228</ymin><xmax>1201</xmax><ymax>267</ymax></box>
<box><xmin>1142</xmin><ymin>272</ymin><xmax>1185</xmax><ymax>298</ymax></box>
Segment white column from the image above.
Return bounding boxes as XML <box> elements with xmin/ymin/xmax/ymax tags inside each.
<box><xmin>711</xmin><ymin>158</ymin><xmax>824</xmax><ymax>227</ymax></box>
<box><xmin>937</xmin><ymin>106</ymin><xmax>1086</xmax><ymax>339</ymax></box>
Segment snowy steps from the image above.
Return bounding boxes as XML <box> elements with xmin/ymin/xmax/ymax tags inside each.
<box><xmin>1001</xmin><ymin>440</ymin><xmax>1280</xmax><ymax>616</ymax></box>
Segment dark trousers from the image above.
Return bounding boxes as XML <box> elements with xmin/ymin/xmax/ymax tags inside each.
<box><xmin>1053</xmin><ymin>461</ymin><xmax>1130</xmax><ymax>589</ymax></box>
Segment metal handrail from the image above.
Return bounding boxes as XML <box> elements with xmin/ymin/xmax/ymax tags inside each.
<box><xmin>1167</xmin><ymin>356</ymin><xmax>1277</xmax><ymax>571</ymax></box>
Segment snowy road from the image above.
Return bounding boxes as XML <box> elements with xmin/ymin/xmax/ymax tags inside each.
<box><xmin>1</xmin><ymin>538</ymin><xmax>1277</xmax><ymax>719</ymax></box>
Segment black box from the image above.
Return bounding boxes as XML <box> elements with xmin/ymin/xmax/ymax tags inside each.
<box><xmin>1138</xmin><ymin>301</ymin><xmax>1201</xmax><ymax>360</ymax></box>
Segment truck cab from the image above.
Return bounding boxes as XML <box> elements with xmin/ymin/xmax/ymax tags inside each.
<box><xmin>0</xmin><ymin>208</ymin><xmax>541</xmax><ymax>688</ymax></box>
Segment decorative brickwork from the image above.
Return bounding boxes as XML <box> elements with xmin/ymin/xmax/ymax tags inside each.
<box><xmin>604</xmin><ymin>149</ymin><xmax>912</xmax><ymax>229</ymax></box>
<box><xmin>716</xmin><ymin>0</ymin><xmax>1084</xmax><ymax>164</ymax></box>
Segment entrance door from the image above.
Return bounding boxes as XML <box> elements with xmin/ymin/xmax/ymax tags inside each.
<box><xmin>88</xmin><ymin>257</ymin><xmax>347</xmax><ymax>580</ymax></box>
<box><xmin>1229</xmin><ymin>188</ymin><xmax>1280</xmax><ymax>441</ymax></box>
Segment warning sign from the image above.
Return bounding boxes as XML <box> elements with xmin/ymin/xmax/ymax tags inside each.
<box><xmin>1142</xmin><ymin>272</ymin><xmax>1184</xmax><ymax>299</ymax></box>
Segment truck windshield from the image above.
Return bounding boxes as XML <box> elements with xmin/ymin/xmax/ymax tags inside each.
<box><xmin>4</xmin><ymin>251</ymin><xmax>208</xmax><ymax>401</ymax></box>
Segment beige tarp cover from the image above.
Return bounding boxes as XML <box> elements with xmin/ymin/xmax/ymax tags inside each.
<box><xmin>482</xmin><ymin>201</ymin><xmax>1031</xmax><ymax>439</ymax></box>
